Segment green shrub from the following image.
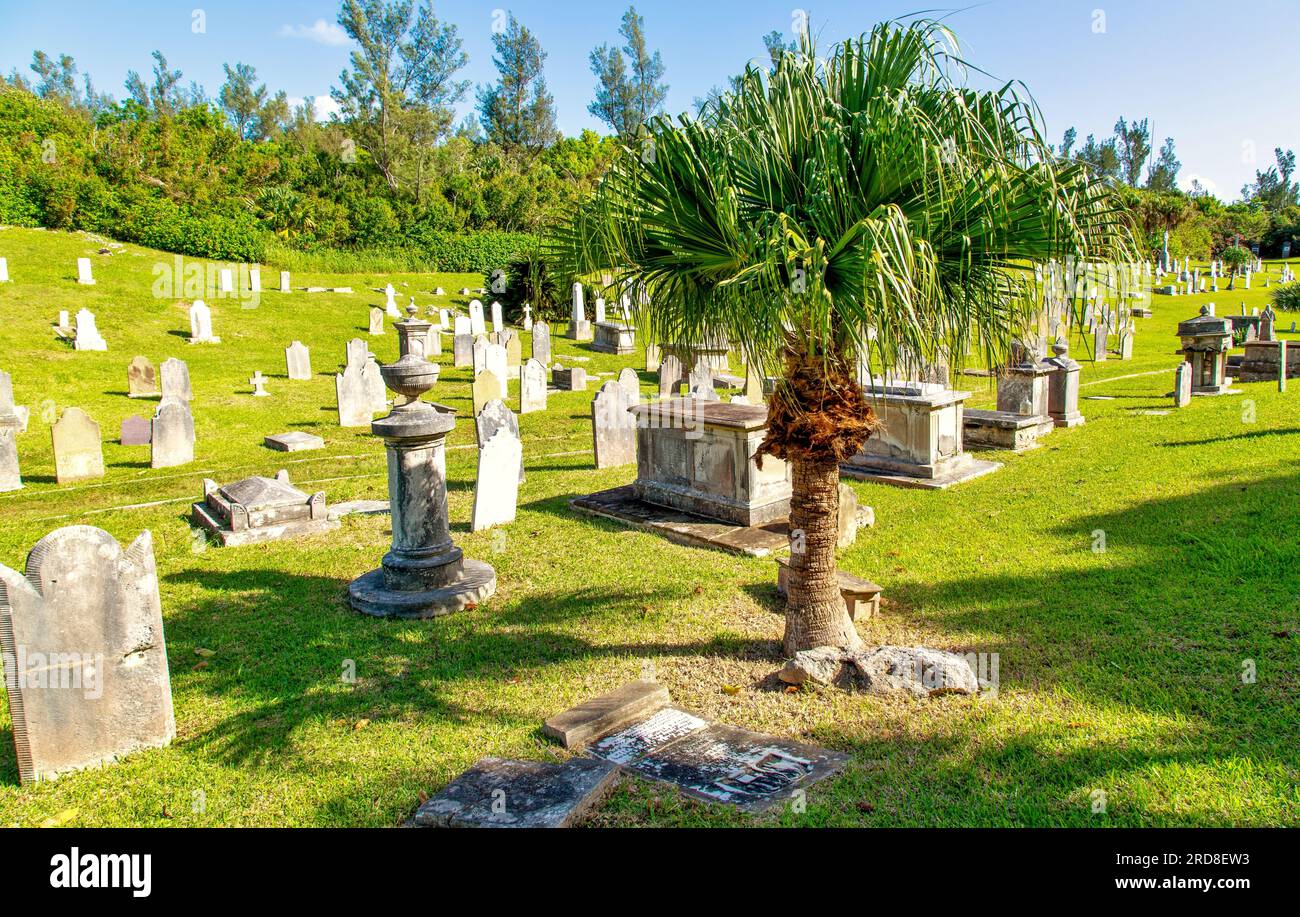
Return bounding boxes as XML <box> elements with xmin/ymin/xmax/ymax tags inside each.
<box><xmin>486</xmin><ymin>247</ymin><xmax>565</xmax><ymax>322</ymax></box>
<box><xmin>1272</xmin><ymin>282</ymin><xmax>1300</xmax><ymax>312</ymax></box>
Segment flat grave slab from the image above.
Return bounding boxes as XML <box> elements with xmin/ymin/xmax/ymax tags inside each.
<box><xmin>838</xmin><ymin>458</ymin><xmax>1002</xmax><ymax>491</ymax></box>
<box><xmin>543</xmin><ymin>679</ymin><xmax>670</xmax><ymax>748</ymax></box>
<box><xmin>412</xmin><ymin>757</ymin><xmax>618</xmax><ymax>828</ymax></box>
<box><xmin>264</xmin><ymin>431</ymin><xmax>326</xmax><ymax>452</ymax></box>
<box><xmin>571</xmin><ymin>484</ymin><xmax>790</xmax><ymax>557</ymax></box>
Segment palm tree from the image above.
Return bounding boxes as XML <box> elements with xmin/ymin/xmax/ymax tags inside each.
<box><xmin>552</xmin><ymin>21</ymin><xmax>1135</xmax><ymax>655</ymax></box>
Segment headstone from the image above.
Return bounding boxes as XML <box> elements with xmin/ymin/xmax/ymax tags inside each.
<box><xmin>76</xmin><ymin>257</ymin><xmax>95</xmax><ymax>285</ymax></box>
<box><xmin>522</xmin><ymin>303</ymin><xmax>533</xmax><ymax>331</ymax></box>
<box><xmin>369</xmin><ymin>307</ymin><xmax>385</xmax><ymax>336</ymax></box>
<box><xmin>658</xmin><ymin>354</ymin><xmax>683</xmax><ymax>398</ymax></box>
<box><xmin>188</xmin><ymin>300</ymin><xmax>219</xmax><ymax>344</ymax></box>
<box><xmin>264</xmin><ymin>431</ymin><xmax>325</xmax><ymax>452</ymax></box>
<box><xmin>744</xmin><ymin>363</ymin><xmax>765</xmax><ymax>403</ymax></box>
<box><xmin>618</xmin><ymin>367</ymin><xmax>640</xmax><ymax>400</ymax></box>
<box><xmin>594</xmin><ymin>297</ymin><xmax>606</xmax><ymax>324</ymax></box>
<box><xmin>472</xmin><ymin>334</ymin><xmax>490</xmax><ymax>375</ymax></box>
<box><xmin>0</xmin><ymin>527</ymin><xmax>175</xmax><ymax>783</ymax></box>
<box><xmin>453</xmin><ymin>332</ymin><xmax>474</xmax><ymax>368</ymax></box>
<box><xmin>438</xmin><ymin>308</ymin><xmax>450</xmax><ymax>330</ymax></box>
<box><xmin>249</xmin><ymin>267</ymin><xmax>262</xmax><ymax>294</ymax></box>
<box><xmin>0</xmin><ymin>257</ymin><xmax>8</xmax><ymax>282</ymax></box>
<box><xmin>0</xmin><ymin>428</ymin><xmax>20</xmax><ymax>492</ymax></box>
<box><xmin>645</xmin><ymin>343</ymin><xmax>661</xmax><ymax>372</ymax></box>
<box><xmin>454</xmin><ymin>315</ymin><xmax>472</xmax><ymax>337</ymax></box>
<box><xmin>569</xmin><ymin>282</ymin><xmax>591</xmax><ymax>340</ymax></box>
<box><xmin>592</xmin><ymin>381</ymin><xmax>638</xmax><ymax>468</ymax></box>
<box><xmin>472</xmin><ymin>370</ymin><xmax>505</xmax><ymax>416</ymax></box>
<box><xmin>127</xmin><ymin>356</ymin><xmax>158</xmax><ymax>398</ymax></box>
<box><xmin>285</xmin><ymin>341</ymin><xmax>312</xmax><ymax>380</ymax></box>
<box><xmin>687</xmin><ymin>363</ymin><xmax>715</xmax><ymax>400</ymax></box>
<box><xmin>74</xmin><ymin>309</ymin><xmax>107</xmax><ymax>351</ymax></box>
<box><xmin>216</xmin><ymin>267</ymin><xmax>233</xmax><ymax>294</ymax></box>
<box><xmin>279</xmin><ymin>270</ymin><xmax>291</xmax><ymax>293</ymax></box>
<box><xmin>532</xmin><ymin>320</ymin><xmax>551</xmax><ymax>364</ymax></box>
<box><xmin>485</xmin><ymin>342</ymin><xmax>508</xmax><ymax>385</ymax></box>
<box><xmin>385</xmin><ymin>283</ymin><xmax>400</xmax><ymax>318</ymax></box>
<box><xmin>552</xmin><ymin>365</ymin><xmax>587</xmax><ymax>391</ymax></box>
<box><xmin>471</xmin><ymin>426</ymin><xmax>523</xmax><ymax>531</ymax></box>
<box><xmin>490</xmin><ymin>300</ymin><xmax>503</xmax><ymax>334</ymax></box>
<box><xmin>335</xmin><ymin>360</ymin><xmax>373</xmax><ymax>427</ymax></box>
<box><xmin>363</xmin><ymin>357</ymin><xmax>387</xmax><ymax>412</ymax></box>
<box><xmin>160</xmin><ymin>357</ymin><xmax>192</xmax><ymax>402</ymax></box>
<box><xmin>469</xmin><ymin>300</ymin><xmax>486</xmax><ymax>335</ymax></box>
<box><xmin>51</xmin><ymin>408</ymin><xmax>104</xmax><ymax>483</ymax></box>
<box><xmin>504</xmin><ymin>331</ymin><xmax>522</xmax><ymax>371</ymax></box>
<box><xmin>1279</xmin><ymin>340</ymin><xmax>1288</xmax><ymax>393</ymax></box>
<box><xmin>0</xmin><ymin>371</ymin><xmax>22</xmax><ymax>433</ymax></box>
<box><xmin>519</xmin><ymin>358</ymin><xmax>547</xmax><ymax>414</ymax></box>
<box><xmin>248</xmin><ymin>371</ymin><xmax>270</xmax><ymax>397</ymax></box>
<box><xmin>120</xmin><ymin>415</ymin><xmax>151</xmax><ymax>446</ymax></box>
<box><xmin>1173</xmin><ymin>362</ymin><xmax>1192</xmax><ymax>408</ymax></box>
<box><xmin>150</xmin><ymin>397</ymin><xmax>195</xmax><ymax>468</ymax></box>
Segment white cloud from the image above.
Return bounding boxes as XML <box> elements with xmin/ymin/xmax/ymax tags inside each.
<box><xmin>279</xmin><ymin>19</ymin><xmax>350</xmax><ymax>46</ymax></box>
<box><xmin>1181</xmin><ymin>173</ymin><xmax>1219</xmax><ymax>197</ymax></box>
<box><xmin>288</xmin><ymin>96</ymin><xmax>343</xmax><ymax>122</ymax></box>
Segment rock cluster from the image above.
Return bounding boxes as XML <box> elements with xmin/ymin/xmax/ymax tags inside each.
<box><xmin>778</xmin><ymin>645</ymin><xmax>980</xmax><ymax>698</ymax></box>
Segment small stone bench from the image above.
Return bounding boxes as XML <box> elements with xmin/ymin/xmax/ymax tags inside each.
<box><xmin>776</xmin><ymin>558</ymin><xmax>881</xmax><ymax>620</ymax></box>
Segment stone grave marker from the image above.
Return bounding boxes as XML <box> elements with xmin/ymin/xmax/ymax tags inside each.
<box><xmin>412</xmin><ymin>757</ymin><xmax>617</xmax><ymax>828</ymax></box>
<box><xmin>218</xmin><ymin>267</ymin><xmax>234</xmax><ymax>294</ymax></box>
<box><xmin>150</xmin><ymin>397</ymin><xmax>195</xmax><ymax>468</ymax></box>
<box><xmin>120</xmin><ymin>415</ymin><xmax>151</xmax><ymax>446</ymax></box>
<box><xmin>645</xmin><ymin>343</ymin><xmax>661</xmax><ymax>373</ymax></box>
<box><xmin>658</xmin><ymin>354</ymin><xmax>683</xmax><ymax>398</ymax></box>
<box><xmin>188</xmin><ymin>300</ymin><xmax>219</xmax><ymax>344</ymax></box>
<box><xmin>0</xmin><ymin>257</ymin><xmax>8</xmax><ymax>283</ymax></box>
<box><xmin>264</xmin><ymin>431</ymin><xmax>325</xmax><ymax>452</ymax></box>
<box><xmin>336</xmin><ymin>359</ymin><xmax>373</xmax><ymax>427</ymax></box>
<box><xmin>504</xmin><ymin>331</ymin><xmax>522</xmax><ymax>373</ymax></box>
<box><xmin>192</xmin><ymin>471</ymin><xmax>336</xmax><ymax>546</ymax></box>
<box><xmin>617</xmin><ymin>367</ymin><xmax>640</xmax><ymax>400</ymax></box>
<box><xmin>453</xmin><ymin>332</ymin><xmax>474</xmax><ymax>368</ymax></box>
<box><xmin>76</xmin><ymin>257</ymin><xmax>95</xmax><ymax>285</ymax></box>
<box><xmin>0</xmin><ymin>428</ymin><xmax>19</xmax><ymax>492</ymax></box>
<box><xmin>472</xmin><ymin>334</ymin><xmax>490</xmax><ymax>375</ymax></box>
<box><xmin>51</xmin><ymin>408</ymin><xmax>104</xmax><ymax>483</ymax></box>
<box><xmin>469</xmin><ymin>300</ymin><xmax>486</xmax><ymax>335</ymax></box>
<box><xmin>369</xmin><ymin>307</ymin><xmax>385</xmax><ymax>336</ymax></box>
<box><xmin>476</xmin><ymin>398</ymin><xmax>524</xmax><ymax>484</ymax></box>
<box><xmin>249</xmin><ymin>267</ymin><xmax>261</xmax><ymax>294</ymax></box>
<box><xmin>532</xmin><ymin>320</ymin><xmax>551</xmax><ymax>365</ymax></box>
<box><xmin>472</xmin><ymin>369</ymin><xmax>505</xmax><ymax>416</ymax></box>
<box><xmin>522</xmin><ymin>303</ymin><xmax>533</xmax><ymax>331</ymax></box>
<box><xmin>74</xmin><ymin>309</ymin><xmax>107</xmax><ymax>351</ymax></box>
<box><xmin>0</xmin><ymin>527</ymin><xmax>175</xmax><ymax>783</ymax></box>
<box><xmin>364</xmin><ymin>356</ymin><xmax>387</xmax><ymax>412</ymax></box>
<box><xmin>1173</xmin><ymin>362</ymin><xmax>1192</xmax><ymax>408</ymax></box>
<box><xmin>285</xmin><ymin>341</ymin><xmax>312</xmax><ymax>380</ymax></box>
<box><xmin>384</xmin><ymin>283</ymin><xmax>400</xmax><ymax>318</ymax></box>
<box><xmin>687</xmin><ymin>363</ymin><xmax>715</xmax><ymax>399</ymax></box>
<box><xmin>519</xmin><ymin>358</ymin><xmax>547</xmax><ymax>414</ymax></box>
<box><xmin>279</xmin><ymin>270</ymin><xmax>291</xmax><ymax>293</ymax></box>
<box><xmin>249</xmin><ymin>371</ymin><xmax>270</xmax><ymax>397</ymax></box>
<box><xmin>592</xmin><ymin>381</ymin><xmax>638</xmax><ymax>469</ymax></box>
<box><xmin>471</xmin><ymin>424</ymin><xmax>523</xmax><ymax>531</ymax></box>
<box><xmin>552</xmin><ymin>365</ymin><xmax>587</xmax><ymax>391</ymax></box>
<box><xmin>127</xmin><ymin>356</ymin><xmax>158</xmax><ymax>398</ymax></box>
<box><xmin>490</xmin><ymin>300</ymin><xmax>503</xmax><ymax>334</ymax></box>
<box><xmin>569</xmin><ymin>282</ymin><xmax>591</xmax><ymax>340</ymax></box>
<box><xmin>594</xmin><ymin>297</ymin><xmax>606</xmax><ymax>323</ymax></box>
<box><xmin>485</xmin><ymin>342</ymin><xmax>508</xmax><ymax>385</ymax></box>
<box><xmin>160</xmin><ymin>357</ymin><xmax>192</xmax><ymax>402</ymax></box>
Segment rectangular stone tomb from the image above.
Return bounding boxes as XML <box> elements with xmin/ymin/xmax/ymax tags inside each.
<box><xmin>585</xmin><ymin>706</ymin><xmax>847</xmax><ymax>812</ymax></box>
<box><xmin>840</xmin><ymin>380</ymin><xmax>1001</xmax><ymax>489</ymax></box>
<box><xmin>591</xmin><ymin>321</ymin><xmax>636</xmax><ymax>355</ymax></box>
<box><xmin>263</xmin><ymin>431</ymin><xmax>326</xmax><ymax>452</ymax></box>
<box><xmin>190</xmin><ymin>471</ymin><xmax>339</xmax><ymax>546</ymax></box>
<box><xmin>1236</xmin><ymin>341</ymin><xmax>1300</xmax><ymax>382</ymax></box>
<box><xmin>628</xmin><ymin>399</ymin><xmax>790</xmax><ymax>527</ymax></box>
<box><xmin>961</xmin><ymin>409</ymin><xmax>1055</xmax><ymax>452</ymax></box>
<box><xmin>412</xmin><ymin>757</ymin><xmax>618</xmax><ymax>828</ymax></box>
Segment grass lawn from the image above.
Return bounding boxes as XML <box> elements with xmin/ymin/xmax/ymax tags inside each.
<box><xmin>0</xmin><ymin>226</ymin><xmax>1297</xmax><ymax>827</ymax></box>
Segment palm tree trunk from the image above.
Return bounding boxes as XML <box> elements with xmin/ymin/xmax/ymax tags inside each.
<box><xmin>784</xmin><ymin>454</ymin><xmax>861</xmax><ymax>655</ymax></box>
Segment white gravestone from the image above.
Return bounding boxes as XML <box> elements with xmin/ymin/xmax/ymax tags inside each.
<box><xmin>188</xmin><ymin>300</ymin><xmax>220</xmax><ymax>344</ymax></box>
<box><xmin>73</xmin><ymin>309</ymin><xmax>107</xmax><ymax>351</ymax></box>
<box><xmin>469</xmin><ymin>300</ymin><xmax>486</xmax><ymax>335</ymax></box>
<box><xmin>471</xmin><ymin>425</ymin><xmax>523</xmax><ymax>531</ymax></box>
<box><xmin>160</xmin><ymin>357</ymin><xmax>192</xmax><ymax>402</ymax></box>
<box><xmin>76</xmin><ymin>257</ymin><xmax>95</xmax><ymax>285</ymax></box>
<box><xmin>285</xmin><ymin>341</ymin><xmax>312</xmax><ymax>380</ymax></box>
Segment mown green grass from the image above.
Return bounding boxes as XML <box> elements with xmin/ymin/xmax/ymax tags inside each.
<box><xmin>0</xmin><ymin>226</ymin><xmax>1297</xmax><ymax>827</ymax></box>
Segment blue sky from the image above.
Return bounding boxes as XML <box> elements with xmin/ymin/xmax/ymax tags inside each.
<box><xmin>1</xmin><ymin>0</ymin><xmax>1295</xmax><ymax>200</ymax></box>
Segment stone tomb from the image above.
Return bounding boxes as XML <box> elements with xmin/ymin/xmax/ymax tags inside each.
<box><xmin>543</xmin><ymin>681</ymin><xmax>847</xmax><ymax>813</ymax></box>
<box><xmin>840</xmin><ymin>380</ymin><xmax>1000</xmax><ymax>489</ymax></box>
<box><xmin>191</xmin><ymin>470</ymin><xmax>338</xmax><ymax>547</ymax></box>
<box><xmin>592</xmin><ymin>321</ymin><xmax>636</xmax><ymax>355</ymax></box>
<box><xmin>963</xmin><ymin>348</ymin><xmax>1056</xmax><ymax>453</ymax></box>
<box><xmin>1042</xmin><ymin>339</ymin><xmax>1085</xmax><ymax>427</ymax></box>
<box><xmin>127</xmin><ymin>356</ymin><xmax>159</xmax><ymax>398</ymax></box>
<box><xmin>1236</xmin><ymin>340</ymin><xmax>1300</xmax><ymax>383</ymax></box>
<box><xmin>1176</xmin><ymin>307</ymin><xmax>1235</xmax><ymax>395</ymax></box>
<box><xmin>51</xmin><ymin>407</ymin><xmax>104</xmax><ymax>483</ymax></box>
<box><xmin>0</xmin><ymin>527</ymin><xmax>175</xmax><ymax>784</ymax></box>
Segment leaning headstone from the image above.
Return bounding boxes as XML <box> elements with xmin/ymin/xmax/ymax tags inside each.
<box><xmin>51</xmin><ymin>408</ymin><xmax>104</xmax><ymax>483</ymax></box>
<box><xmin>0</xmin><ymin>428</ymin><xmax>20</xmax><ymax>492</ymax></box>
<box><xmin>369</xmin><ymin>307</ymin><xmax>385</xmax><ymax>336</ymax></box>
<box><xmin>285</xmin><ymin>341</ymin><xmax>312</xmax><ymax>380</ymax></box>
<box><xmin>150</xmin><ymin>397</ymin><xmax>195</xmax><ymax>468</ymax></box>
<box><xmin>472</xmin><ymin>369</ymin><xmax>505</xmax><ymax>416</ymax></box>
<box><xmin>519</xmin><ymin>358</ymin><xmax>547</xmax><ymax>414</ymax></box>
<box><xmin>592</xmin><ymin>381</ymin><xmax>638</xmax><ymax>468</ymax></box>
<box><xmin>74</xmin><ymin>309</ymin><xmax>107</xmax><ymax>351</ymax></box>
<box><xmin>471</xmin><ymin>425</ymin><xmax>523</xmax><ymax>531</ymax></box>
<box><xmin>76</xmin><ymin>257</ymin><xmax>95</xmax><ymax>285</ymax></box>
<box><xmin>658</xmin><ymin>354</ymin><xmax>683</xmax><ymax>398</ymax></box>
<box><xmin>120</xmin><ymin>415</ymin><xmax>151</xmax><ymax>446</ymax></box>
<box><xmin>188</xmin><ymin>300</ymin><xmax>220</xmax><ymax>344</ymax></box>
<box><xmin>532</xmin><ymin>320</ymin><xmax>552</xmax><ymax>364</ymax></box>
<box><xmin>160</xmin><ymin>357</ymin><xmax>192</xmax><ymax>402</ymax></box>
<box><xmin>0</xmin><ymin>526</ymin><xmax>175</xmax><ymax>784</ymax></box>
<box><xmin>127</xmin><ymin>356</ymin><xmax>159</xmax><ymax>398</ymax></box>
<box><xmin>1173</xmin><ymin>362</ymin><xmax>1192</xmax><ymax>408</ymax></box>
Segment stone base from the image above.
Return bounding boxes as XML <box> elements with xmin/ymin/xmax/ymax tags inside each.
<box><xmin>571</xmin><ymin>485</ymin><xmax>789</xmax><ymax>556</ymax></box>
<box><xmin>347</xmin><ymin>559</ymin><xmax>496</xmax><ymax>619</ymax></box>
<box><xmin>1050</xmin><ymin>413</ymin><xmax>1086</xmax><ymax>429</ymax></box>
<box><xmin>191</xmin><ymin>502</ymin><xmax>339</xmax><ymax>546</ymax></box>
<box><xmin>568</xmin><ymin>320</ymin><xmax>592</xmax><ymax>341</ymax></box>
<box><xmin>839</xmin><ymin>454</ymin><xmax>1002</xmax><ymax>490</ymax></box>
<box><xmin>962</xmin><ymin>409</ymin><xmax>1054</xmax><ymax>452</ymax></box>
<box><xmin>1192</xmin><ymin>388</ymin><xmax>1242</xmax><ymax>397</ymax></box>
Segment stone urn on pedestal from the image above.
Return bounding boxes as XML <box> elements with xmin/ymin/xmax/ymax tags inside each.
<box><xmin>349</xmin><ymin>306</ymin><xmax>496</xmax><ymax>618</ymax></box>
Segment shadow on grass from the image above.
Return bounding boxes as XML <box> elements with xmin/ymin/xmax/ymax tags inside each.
<box><xmin>1158</xmin><ymin>427</ymin><xmax>1300</xmax><ymax>448</ymax></box>
<box><xmin>158</xmin><ymin>566</ymin><xmax>750</xmax><ymax>771</ymax></box>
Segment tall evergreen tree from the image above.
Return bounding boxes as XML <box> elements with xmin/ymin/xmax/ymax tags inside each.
<box><xmin>477</xmin><ymin>13</ymin><xmax>557</xmax><ymax>156</ymax></box>
<box><xmin>1114</xmin><ymin>117</ymin><xmax>1151</xmax><ymax>186</ymax></box>
<box><xmin>1145</xmin><ymin>137</ymin><xmax>1180</xmax><ymax>192</ymax></box>
<box><xmin>587</xmin><ymin>6</ymin><xmax>667</xmax><ymax>138</ymax></box>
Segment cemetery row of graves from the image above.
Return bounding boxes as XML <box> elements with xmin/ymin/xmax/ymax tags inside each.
<box><xmin>0</xmin><ymin>227</ymin><xmax>1296</xmax><ymax>826</ymax></box>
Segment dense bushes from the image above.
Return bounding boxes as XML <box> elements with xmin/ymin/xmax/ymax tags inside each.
<box><xmin>1272</xmin><ymin>282</ymin><xmax>1300</xmax><ymax>312</ymax></box>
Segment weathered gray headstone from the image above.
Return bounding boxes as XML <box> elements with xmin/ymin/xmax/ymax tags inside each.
<box><xmin>51</xmin><ymin>408</ymin><xmax>104</xmax><ymax>483</ymax></box>
<box><xmin>160</xmin><ymin>357</ymin><xmax>192</xmax><ymax>402</ymax></box>
<box><xmin>364</xmin><ymin>357</ymin><xmax>387</xmax><ymax>412</ymax></box>
<box><xmin>336</xmin><ymin>361</ymin><xmax>373</xmax><ymax>427</ymax></box>
<box><xmin>472</xmin><ymin>369</ymin><xmax>505</xmax><ymax>416</ymax></box>
<box><xmin>592</xmin><ymin>381</ymin><xmax>638</xmax><ymax>469</ymax></box>
<box><xmin>617</xmin><ymin>367</ymin><xmax>640</xmax><ymax>400</ymax></box>
<box><xmin>0</xmin><ymin>428</ymin><xmax>20</xmax><ymax>492</ymax></box>
<box><xmin>369</xmin><ymin>307</ymin><xmax>385</xmax><ymax>336</ymax></box>
<box><xmin>453</xmin><ymin>334</ymin><xmax>474</xmax><ymax>368</ymax></box>
<box><xmin>1173</xmin><ymin>362</ymin><xmax>1192</xmax><ymax>408</ymax></box>
<box><xmin>412</xmin><ymin>757</ymin><xmax>617</xmax><ymax>828</ymax></box>
<box><xmin>0</xmin><ymin>526</ymin><xmax>175</xmax><ymax>783</ymax></box>
<box><xmin>476</xmin><ymin>398</ymin><xmax>525</xmax><ymax>484</ymax></box>
<box><xmin>127</xmin><ymin>356</ymin><xmax>158</xmax><ymax>398</ymax></box>
<box><xmin>120</xmin><ymin>415</ymin><xmax>151</xmax><ymax>446</ymax></box>
<box><xmin>532</xmin><ymin>321</ymin><xmax>551</xmax><ymax>365</ymax></box>
<box><xmin>658</xmin><ymin>354</ymin><xmax>683</xmax><ymax>398</ymax></box>
<box><xmin>150</xmin><ymin>397</ymin><xmax>195</xmax><ymax>469</ymax></box>
<box><xmin>519</xmin><ymin>358</ymin><xmax>547</xmax><ymax>414</ymax></box>
<box><xmin>285</xmin><ymin>341</ymin><xmax>312</xmax><ymax>381</ymax></box>
<box><xmin>0</xmin><ymin>370</ymin><xmax>23</xmax><ymax>435</ymax></box>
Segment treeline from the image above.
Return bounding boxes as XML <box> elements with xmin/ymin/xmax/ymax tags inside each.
<box><xmin>0</xmin><ymin>1</ymin><xmax>682</xmax><ymax>269</ymax></box>
<box><xmin>1055</xmin><ymin>119</ymin><xmax>1299</xmax><ymax>261</ymax></box>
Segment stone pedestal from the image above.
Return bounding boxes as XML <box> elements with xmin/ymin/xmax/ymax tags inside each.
<box><xmin>592</xmin><ymin>321</ymin><xmax>636</xmax><ymax>355</ymax></box>
<box><xmin>1042</xmin><ymin>340</ymin><xmax>1085</xmax><ymax>428</ymax></box>
<box><xmin>348</xmin><ymin>307</ymin><xmax>496</xmax><ymax>618</ymax></box>
<box><xmin>841</xmin><ymin>379</ymin><xmax>1000</xmax><ymax>488</ymax></box>
<box><xmin>965</xmin><ymin>346</ymin><xmax>1056</xmax><ymax>451</ymax></box>
<box><xmin>628</xmin><ymin>399</ymin><xmax>790</xmax><ymax>527</ymax></box>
